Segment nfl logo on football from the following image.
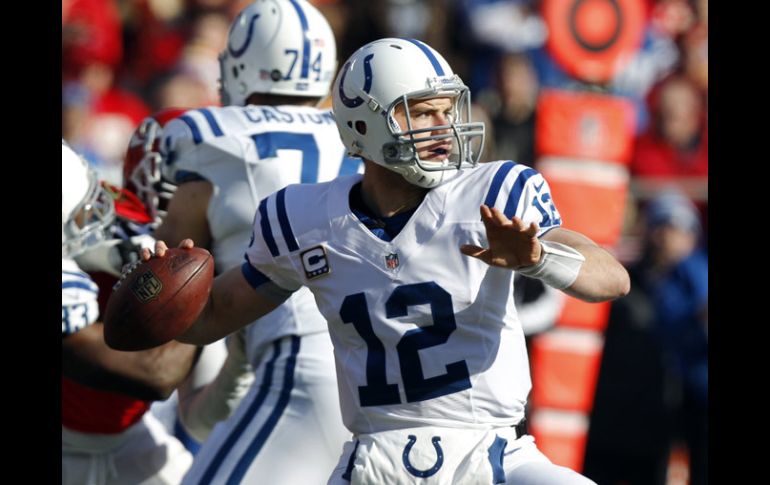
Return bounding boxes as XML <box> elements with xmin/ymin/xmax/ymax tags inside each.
<box><xmin>131</xmin><ymin>271</ymin><xmax>163</xmax><ymax>302</ymax></box>
<box><xmin>385</xmin><ymin>253</ymin><xmax>399</xmax><ymax>271</ymax></box>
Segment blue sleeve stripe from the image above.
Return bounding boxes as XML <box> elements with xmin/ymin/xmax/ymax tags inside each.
<box><xmin>197</xmin><ymin>341</ymin><xmax>284</xmax><ymax>484</ymax></box>
<box><xmin>407</xmin><ymin>38</ymin><xmax>445</xmax><ymax>76</ymax></box>
<box><xmin>504</xmin><ymin>168</ymin><xmax>538</xmax><ymax>219</ymax></box>
<box><xmin>259</xmin><ymin>198</ymin><xmax>280</xmax><ymax>257</ymax></box>
<box><xmin>196</xmin><ymin>108</ymin><xmax>223</xmax><ymax>137</ymax></box>
<box><xmin>276</xmin><ymin>188</ymin><xmax>299</xmax><ymax>252</ymax></box>
<box><xmin>227</xmin><ymin>336</ymin><xmax>300</xmax><ymax>484</ymax></box>
<box><xmin>179</xmin><ymin>115</ymin><xmax>203</xmax><ymax>145</ymax></box>
<box><xmin>62</xmin><ymin>269</ymin><xmax>90</xmax><ymax>279</ymax></box>
<box><xmin>62</xmin><ymin>281</ymin><xmax>98</xmax><ymax>293</ymax></box>
<box><xmin>484</xmin><ymin>161</ymin><xmax>516</xmax><ymax>208</ymax></box>
<box><xmin>241</xmin><ymin>260</ymin><xmax>272</xmax><ymax>289</ymax></box>
<box><xmin>289</xmin><ymin>0</ymin><xmax>310</xmax><ymax>79</ymax></box>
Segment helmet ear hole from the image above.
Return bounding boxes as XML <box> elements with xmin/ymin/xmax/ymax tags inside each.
<box><xmin>354</xmin><ymin>120</ymin><xmax>367</xmax><ymax>135</ymax></box>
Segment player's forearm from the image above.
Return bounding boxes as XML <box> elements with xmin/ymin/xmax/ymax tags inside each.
<box><xmin>63</xmin><ymin>325</ymin><xmax>199</xmax><ymax>400</ymax></box>
<box><xmin>562</xmin><ymin>243</ymin><xmax>630</xmax><ymax>302</ymax></box>
<box><xmin>177</xmin><ymin>266</ymin><xmax>282</xmax><ymax>345</ymax></box>
<box><xmin>541</xmin><ymin>228</ymin><xmax>630</xmax><ymax>303</ymax></box>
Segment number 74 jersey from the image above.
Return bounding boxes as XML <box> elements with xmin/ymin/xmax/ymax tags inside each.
<box><xmin>245</xmin><ymin>161</ymin><xmax>563</xmax><ymax>435</ymax></box>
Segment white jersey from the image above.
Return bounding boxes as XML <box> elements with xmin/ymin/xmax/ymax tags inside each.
<box><xmin>162</xmin><ymin>104</ymin><xmax>362</xmax><ymax>349</ymax></box>
<box><xmin>245</xmin><ymin>160</ymin><xmax>563</xmax><ymax>434</ymax></box>
<box><xmin>62</xmin><ymin>258</ymin><xmax>99</xmax><ymax>336</ymax></box>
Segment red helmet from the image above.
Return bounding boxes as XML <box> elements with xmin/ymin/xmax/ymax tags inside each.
<box><xmin>123</xmin><ymin>108</ymin><xmax>187</xmax><ymax>227</ymax></box>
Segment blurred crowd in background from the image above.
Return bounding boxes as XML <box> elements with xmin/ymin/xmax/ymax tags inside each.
<box><xmin>62</xmin><ymin>1</ymin><xmax>707</xmax><ymax>483</ymax></box>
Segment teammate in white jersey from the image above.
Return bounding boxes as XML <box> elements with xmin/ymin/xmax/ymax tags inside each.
<box><xmin>151</xmin><ymin>1</ymin><xmax>356</xmax><ymax>483</ymax></box>
<box><xmin>137</xmin><ymin>38</ymin><xmax>630</xmax><ymax>484</ymax></box>
<box><xmin>62</xmin><ymin>140</ymin><xmax>197</xmax><ymax>485</ymax></box>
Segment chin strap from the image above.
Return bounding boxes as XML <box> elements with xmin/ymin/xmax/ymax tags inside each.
<box><xmin>516</xmin><ymin>240</ymin><xmax>585</xmax><ymax>290</ymax></box>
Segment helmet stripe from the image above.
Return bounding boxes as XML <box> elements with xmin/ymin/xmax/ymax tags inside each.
<box><xmin>289</xmin><ymin>0</ymin><xmax>311</xmax><ymax>79</ymax></box>
<box><xmin>406</xmin><ymin>38</ymin><xmax>445</xmax><ymax>76</ymax></box>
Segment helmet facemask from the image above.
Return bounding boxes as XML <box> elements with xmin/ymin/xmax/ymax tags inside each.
<box><xmin>380</xmin><ymin>78</ymin><xmax>485</xmax><ymax>188</ymax></box>
<box><xmin>62</xmin><ymin>169</ymin><xmax>116</xmax><ymax>258</ymax></box>
<box><xmin>124</xmin><ymin>116</ymin><xmax>179</xmax><ymax>227</ymax></box>
<box><xmin>384</xmin><ymin>77</ymin><xmax>485</xmax><ymax>169</ymax></box>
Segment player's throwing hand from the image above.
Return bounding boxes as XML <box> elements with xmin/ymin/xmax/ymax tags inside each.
<box><xmin>460</xmin><ymin>205</ymin><xmax>542</xmax><ymax>269</ymax></box>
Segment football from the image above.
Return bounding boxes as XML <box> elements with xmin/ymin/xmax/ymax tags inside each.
<box><xmin>103</xmin><ymin>247</ymin><xmax>214</xmax><ymax>351</ymax></box>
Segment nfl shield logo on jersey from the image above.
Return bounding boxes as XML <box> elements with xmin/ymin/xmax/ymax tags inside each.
<box><xmin>385</xmin><ymin>253</ymin><xmax>399</xmax><ymax>271</ymax></box>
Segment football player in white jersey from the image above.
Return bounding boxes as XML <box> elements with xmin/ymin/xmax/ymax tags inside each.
<box><xmin>136</xmin><ymin>38</ymin><xmax>630</xmax><ymax>484</ymax></box>
<box><xmin>62</xmin><ymin>140</ymin><xmax>198</xmax><ymax>485</ymax></box>
<box><xmin>151</xmin><ymin>1</ymin><xmax>357</xmax><ymax>483</ymax></box>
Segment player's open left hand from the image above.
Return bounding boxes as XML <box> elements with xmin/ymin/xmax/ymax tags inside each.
<box><xmin>140</xmin><ymin>238</ymin><xmax>195</xmax><ymax>261</ymax></box>
<box><xmin>460</xmin><ymin>205</ymin><xmax>541</xmax><ymax>270</ymax></box>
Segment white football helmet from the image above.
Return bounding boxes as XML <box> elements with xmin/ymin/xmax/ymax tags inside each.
<box><xmin>219</xmin><ymin>0</ymin><xmax>337</xmax><ymax>106</ymax></box>
<box><xmin>332</xmin><ymin>38</ymin><xmax>485</xmax><ymax>188</ymax></box>
<box><xmin>62</xmin><ymin>141</ymin><xmax>115</xmax><ymax>258</ymax></box>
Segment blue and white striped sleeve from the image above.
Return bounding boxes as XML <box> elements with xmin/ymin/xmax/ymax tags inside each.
<box><xmin>160</xmin><ymin>108</ymin><xmax>226</xmax><ymax>183</ymax></box>
<box><xmin>482</xmin><ymin>161</ymin><xmax>563</xmax><ymax>237</ymax></box>
<box><xmin>243</xmin><ymin>188</ymin><xmax>304</xmax><ymax>292</ymax></box>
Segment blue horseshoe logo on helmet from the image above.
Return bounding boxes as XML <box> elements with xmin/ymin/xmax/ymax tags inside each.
<box><xmin>228</xmin><ymin>13</ymin><xmax>261</xmax><ymax>58</ymax></box>
<box><xmin>402</xmin><ymin>435</ymin><xmax>444</xmax><ymax>478</ymax></box>
<box><xmin>338</xmin><ymin>54</ymin><xmax>374</xmax><ymax>108</ymax></box>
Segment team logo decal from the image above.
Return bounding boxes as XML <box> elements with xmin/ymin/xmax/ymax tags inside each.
<box><xmin>228</xmin><ymin>13</ymin><xmax>261</xmax><ymax>58</ymax></box>
<box><xmin>301</xmin><ymin>245</ymin><xmax>330</xmax><ymax>279</ymax></box>
<box><xmin>338</xmin><ymin>54</ymin><xmax>374</xmax><ymax>108</ymax></box>
<box><xmin>385</xmin><ymin>253</ymin><xmax>400</xmax><ymax>271</ymax></box>
<box><xmin>402</xmin><ymin>435</ymin><xmax>444</xmax><ymax>478</ymax></box>
<box><xmin>131</xmin><ymin>270</ymin><xmax>163</xmax><ymax>303</ymax></box>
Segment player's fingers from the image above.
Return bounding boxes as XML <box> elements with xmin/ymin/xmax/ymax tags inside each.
<box><xmin>509</xmin><ymin>216</ymin><xmax>528</xmax><ymax>231</ymax></box>
<box><xmin>488</xmin><ymin>206</ymin><xmax>511</xmax><ymax>226</ymax></box>
<box><xmin>479</xmin><ymin>204</ymin><xmax>494</xmax><ymax>221</ymax></box>
<box><xmin>524</xmin><ymin>221</ymin><xmax>540</xmax><ymax>237</ymax></box>
<box><xmin>155</xmin><ymin>240</ymin><xmax>169</xmax><ymax>257</ymax></box>
<box><xmin>179</xmin><ymin>238</ymin><xmax>194</xmax><ymax>249</ymax></box>
<box><xmin>140</xmin><ymin>247</ymin><xmax>153</xmax><ymax>261</ymax></box>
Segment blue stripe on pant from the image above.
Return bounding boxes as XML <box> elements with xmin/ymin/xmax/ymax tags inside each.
<box><xmin>226</xmin><ymin>336</ymin><xmax>301</xmax><ymax>484</ymax></box>
<box><xmin>190</xmin><ymin>336</ymin><xmax>301</xmax><ymax>484</ymax></box>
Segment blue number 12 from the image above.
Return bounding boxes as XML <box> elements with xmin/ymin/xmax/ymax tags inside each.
<box><xmin>340</xmin><ymin>282</ymin><xmax>471</xmax><ymax>407</ymax></box>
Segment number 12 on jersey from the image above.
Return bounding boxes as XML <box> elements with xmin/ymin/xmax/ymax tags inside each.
<box><xmin>340</xmin><ymin>282</ymin><xmax>471</xmax><ymax>407</ymax></box>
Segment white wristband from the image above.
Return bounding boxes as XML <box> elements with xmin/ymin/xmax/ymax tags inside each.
<box><xmin>516</xmin><ymin>240</ymin><xmax>585</xmax><ymax>290</ymax></box>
